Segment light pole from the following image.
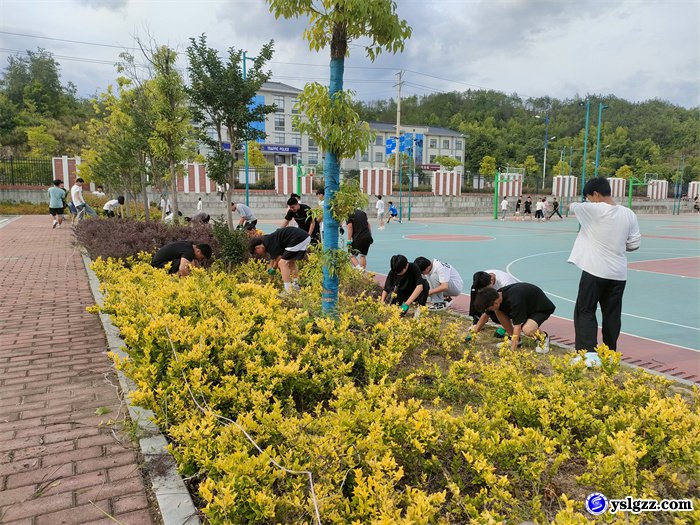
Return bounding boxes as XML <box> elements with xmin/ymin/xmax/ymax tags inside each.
<box><xmin>579</xmin><ymin>99</ymin><xmax>591</xmax><ymax>200</ymax></box>
<box><xmin>242</xmin><ymin>51</ymin><xmax>256</xmax><ymax>207</ymax></box>
<box><xmin>536</xmin><ymin>115</ymin><xmax>552</xmax><ymax>191</ymax></box>
<box><xmin>594</xmin><ymin>102</ymin><xmax>609</xmax><ymax>177</ymax></box>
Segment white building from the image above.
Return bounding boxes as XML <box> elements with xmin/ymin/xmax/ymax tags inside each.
<box><xmin>201</xmin><ymin>81</ymin><xmax>466</xmax><ymax>172</ymax></box>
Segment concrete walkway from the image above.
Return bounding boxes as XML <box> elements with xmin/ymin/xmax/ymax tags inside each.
<box><xmin>0</xmin><ymin>216</ymin><xmax>158</xmax><ymax>525</ymax></box>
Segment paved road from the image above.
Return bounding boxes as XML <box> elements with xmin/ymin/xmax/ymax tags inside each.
<box><xmin>0</xmin><ymin>216</ymin><xmax>157</xmax><ymax>524</ymax></box>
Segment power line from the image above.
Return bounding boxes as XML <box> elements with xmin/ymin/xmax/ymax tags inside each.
<box><xmin>0</xmin><ymin>30</ymin><xmax>138</xmax><ymax>51</ymax></box>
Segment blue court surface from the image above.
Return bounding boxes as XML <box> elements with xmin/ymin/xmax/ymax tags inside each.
<box><xmin>262</xmin><ymin>214</ymin><xmax>700</xmax><ymax>352</ymax></box>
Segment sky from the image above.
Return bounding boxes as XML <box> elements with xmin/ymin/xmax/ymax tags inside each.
<box><xmin>0</xmin><ymin>0</ymin><xmax>698</xmax><ymax>109</ymax></box>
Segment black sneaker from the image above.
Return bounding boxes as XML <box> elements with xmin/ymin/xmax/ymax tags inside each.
<box><xmin>428</xmin><ymin>301</ymin><xmax>447</xmax><ymax>311</ymax></box>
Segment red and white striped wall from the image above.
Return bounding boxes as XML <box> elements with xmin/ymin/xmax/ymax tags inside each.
<box><xmin>497</xmin><ymin>174</ymin><xmax>522</xmax><ymax>197</ymax></box>
<box><xmin>52</xmin><ymin>156</ymin><xmax>81</xmax><ymax>187</ymax></box>
<box><xmin>432</xmin><ymin>171</ymin><xmax>461</xmax><ymax>196</ymax></box>
<box><xmin>608</xmin><ymin>177</ymin><xmax>626</xmax><ymax>198</ymax></box>
<box><xmin>552</xmin><ymin>176</ymin><xmax>578</xmax><ymax>198</ymax></box>
<box><xmin>647</xmin><ymin>179</ymin><xmax>669</xmax><ymax>200</ymax></box>
<box><xmin>176</xmin><ymin>163</ymin><xmax>217</xmax><ymax>193</ymax></box>
<box><xmin>275</xmin><ymin>165</ymin><xmax>313</xmax><ymax>195</ymax></box>
<box><xmin>360</xmin><ymin>168</ymin><xmax>393</xmax><ymax>196</ymax></box>
<box><xmin>688</xmin><ymin>181</ymin><xmax>700</xmax><ymax>199</ymax></box>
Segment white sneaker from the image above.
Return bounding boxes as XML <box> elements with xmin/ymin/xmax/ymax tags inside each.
<box><xmin>379</xmin><ymin>226</ymin><xmax>385</xmax><ymax>230</ymax></box>
<box><xmin>52</xmin><ymin>221</ymin><xmax>57</xmax><ymax>229</ymax></box>
<box><xmin>292</xmin><ymin>282</ymin><xmax>301</xmax><ymax>291</ymax></box>
<box><xmin>570</xmin><ymin>351</ymin><xmax>602</xmax><ymax>367</ymax></box>
<box><xmin>427</xmin><ymin>301</ymin><xmax>447</xmax><ymax>311</ymax></box>
<box><xmin>535</xmin><ymin>332</ymin><xmax>550</xmax><ymax>354</ymax></box>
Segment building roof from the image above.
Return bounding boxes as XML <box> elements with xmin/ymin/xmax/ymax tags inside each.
<box><xmin>260</xmin><ymin>81</ymin><xmax>303</xmax><ymax>94</ymax></box>
<box><xmin>368</xmin><ymin>121</ymin><xmax>463</xmax><ymax>137</ymax></box>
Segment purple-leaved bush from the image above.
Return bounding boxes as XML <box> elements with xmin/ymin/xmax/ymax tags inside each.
<box><xmin>74</xmin><ymin>217</ymin><xmax>220</xmax><ymax>263</ymax></box>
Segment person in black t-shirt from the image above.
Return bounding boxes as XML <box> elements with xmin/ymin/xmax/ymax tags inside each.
<box><xmin>547</xmin><ymin>197</ymin><xmax>563</xmax><ymax>220</ymax></box>
<box><xmin>249</xmin><ymin>227</ymin><xmax>310</xmax><ymax>292</ymax></box>
<box><xmin>472</xmin><ymin>282</ymin><xmax>555</xmax><ymax>353</ymax></box>
<box><xmin>282</xmin><ymin>197</ymin><xmax>319</xmax><ymax>243</ymax></box>
<box><xmin>380</xmin><ymin>255</ymin><xmax>429</xmax><ymax>316</ymax></box>
<box><xmin>523</xmin><ymin>196</ymin><xmax>532</xmax><ymax>219</ymax></box>
<box><xmin>151</xmin><ymin>241</ymin><xmax>212</xmax><ymax>277</ymax></box>
<box><xmin>346</xmin><ymin>208</ymin><xmax>373</xmax><ymax>270</ymax></box>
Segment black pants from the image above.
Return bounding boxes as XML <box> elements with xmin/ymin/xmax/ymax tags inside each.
<box><xmin>391</xmin><ymin>279</ymin><xmax>429</xmax><ymax>306</ymax></box>
<box><xmin>574</xmin><ymin>271</ymin><xmax>626</xmax><ymax>352</ymax></box>
<box><xmin>548</xmin><ymin>209</ymin><xmax>562</xmax><ymax>219</ymax></box>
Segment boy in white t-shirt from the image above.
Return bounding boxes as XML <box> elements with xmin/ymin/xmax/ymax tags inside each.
<box><xmin>568</xmin><ymin>177</ymin><xmax>640</xmax><ymax>366</ymax></box>
<box><xmin>375</xmin><ymin>195</ymin><xmax>386</xmax><ymax>230</ymax></box>
<box><xmin>414</xmin><ymin>257</ymin><xmax>464</xmax><ymax>310</ymax></box>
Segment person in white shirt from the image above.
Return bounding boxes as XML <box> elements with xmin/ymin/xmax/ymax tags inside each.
<box><xmin>231</xmin><ymin>202</ymin><xmax>258</xmax><ymax>230</ymax></box>
<box><xmin>414</xmin><ymin>257</ymin><xmax>464</xmax><ymax>310</ymax></box>
<box><xmin>197</xmin><ymin>197</ymin><xmax>203</xmax><ymax>212</ymax></box>
<box><xmin>375</xmin><ymin>195</ymin><xmax>386</xmax><ymax>230</ymax></box>
<box><xmin>103</xmin><ymin>197</ymin><xmax>123</xmax><ymax>218</ymax></box>
<box><xmin>534</xmin><ymin>198</ymin><xmax>544</xmax><ymax>220</ymax></box>
<box><xmin>316</xmin><ymin>189</ymin><xmax>325</xmax><ymax>238</ymax></box>
<box><xmin>92</xmin><ymin>186</ymin><xmax>105</xmax><ymax>198</ymax></box>
<box><xmin>569</xmin><ymin>177</ymin><xmax>641</xmax><ymax>364</ymax></box>
<box><xmin>500</xmin><ymin>197</ymin><xmax>508</xmax><ymax>220</ymax></box>
<box><xmin>70</xmin><ymin>178</ymin><xmax>97</xmax><ymax>218</ymax></box>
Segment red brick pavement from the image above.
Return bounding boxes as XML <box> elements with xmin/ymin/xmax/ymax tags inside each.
<box><xmin>0</xmin><ymin>216</ymin><xmax>157</xmax><ymax>524</ymax></box>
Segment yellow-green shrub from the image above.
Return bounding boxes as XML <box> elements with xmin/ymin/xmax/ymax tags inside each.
<box><xmin>90</xmin><ymin>257</ymin><xmax>700</xmax><ymax>524</ymax></box>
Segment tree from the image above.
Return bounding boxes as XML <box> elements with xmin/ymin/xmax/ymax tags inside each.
<box><xmin>268</xmin><ymin>0</ymin><xmax>412</xmax><ymax>315</ymax></box>
<box><xmin>234</xmin><ymin>140</ymin><xmax>271</xmax><ymax>168</ymax></box>
<box><xmin>480</xmin><ymin>155</ymin><xmax>497</xmax><ymax>176</ymax></box>
<box><xmin>25</xmin><ymin>124</ymin><xmax>58</xmax><ymax>156</ymax></box>
<box><xmin>186</xmin><ymin>35</ymin><xmax>276</xmax><ymax>229</ymax></box>
<box><xmin>433</xmin><ymin>155</ymin><xmax>461</xmax><ymax>171</ymax></box>
<box><xmin>615</xmin><ymin>165</ymin><xmax>634</xmax><ymax>180</ymax></box>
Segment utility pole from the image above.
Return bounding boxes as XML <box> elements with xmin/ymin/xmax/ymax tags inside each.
<box><xmin>394</xmin><ymin>70</ymin><xmax>403</xmax><ymax>221</ymax></box>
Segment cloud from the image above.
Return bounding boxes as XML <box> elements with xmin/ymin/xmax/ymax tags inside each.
<box><xmin>74</xmin><ymin>0</ymin><xmax>128</xmax><ymax>11</ymax></box>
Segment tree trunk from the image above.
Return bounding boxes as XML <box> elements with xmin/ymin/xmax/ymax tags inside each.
<box><xmin>321</xmin><ymin>54</ymin><xmax>345</xmax><ymax>316</ymax></box>
<box><xmin>140</xmin><ymin>153</ymin><xmax>150</xmax><ymax>221</ymax></box>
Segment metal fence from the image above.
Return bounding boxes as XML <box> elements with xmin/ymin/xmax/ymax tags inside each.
<box><xmin>0</xmin><ymin>157</ymin><xmax>53</xmax><ymax>186</ymax></box>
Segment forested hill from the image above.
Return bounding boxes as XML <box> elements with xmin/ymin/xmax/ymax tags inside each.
<box><xmin>354</xmin><ymin>90</ymin><xmax>700</xmax><ymax>181</ymax></box>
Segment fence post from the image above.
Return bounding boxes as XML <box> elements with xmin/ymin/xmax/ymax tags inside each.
<box><xmin>10</xmin><ymin>156</ymin><xmax>15</xmax><ymax>185</ymax></box>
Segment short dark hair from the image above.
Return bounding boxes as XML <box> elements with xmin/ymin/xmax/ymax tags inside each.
<box><xmin>291</xmin><ymin>193</ymin><xmax>301</xmax><ymax>199</ymax></box>
<box><xmin>414</xmin><ymin>256</ymin><xmax>431</xmax><ymax>272</ymax></box>
<box><xmin>76</xmin><ymin>177</ymin><xmax>84</xmax><ymax>183</ymax></box>
<box><xmin>377</xmin><ymin>195</ymin><xmax>382</xmax><ymax>199</ymax></box>
<box><xmin>287</xmin><ymin>197</ymin><xmax>299</xmax><ymax>206</ymax></box>
<box><xmin>52</xmin><ymin>179</ymin><xmax>62</xmax><ymax>186</ymax></box>
<box><xmin>388</xmin><ymin>201</ymin><xmax>393</xmax><ymax>205</ymax></box>
<box><xmin>583</xmin><ymin>176</ymin><xmax>611</xmax><ymax>197</ymax></box>
<box><xmin>390</xmin><ymin>254</ymin><xmax>408</xmax><ymax>274</ymax></box>
<box><xmin>248</xmin><ymin>235</ymin><xmax>265</xmax><ymax>254</ymax></box>
<box><xmin>473</xmin><ymin>287</ymin><xmax>499</xmax><ymax>312</ymax></box>
<box><xmin>195</xmin><ymin>243</ymin><xmax>212</xmax><ymax>259</ymax></box>
<box><xmin>316</xmin><ymin>189</ymin><xmax>324</xmax><ymax>196</ymax></box>
<box><xmin>472</xmin><ymin>271</ymin><xmax>492</xmax><ymax>293</ymax></box>
<box><xmin>117</xmin><ymin>196</ymin><xmax>125</xmax><ymax>205</ymax></box>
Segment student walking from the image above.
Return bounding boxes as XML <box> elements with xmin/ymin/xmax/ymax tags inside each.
<box><xmin>48</xmin><ymin>179</ymin><xmax>67</xmax><ymax>229</ymax></box>
<box><xmin>523</xmin><ymin>196</ymin><xmax>533</xmax><ymax>219</ymax></box>
<box><xmin>346</xmin><ymin>208</ymin><xmax>373</xmax><ymax>271</ymax></box>
<box><xmin>387</xmin><ymin>201</ymin><xmax>398</xmax><ymax>223</ymax></box>
<box><xmin>500</xmin><ymin>197</ymin><xmax>508</xmax><ymax>220</ymax></box>
<box><xmin>534</xmin><ymin>198</ymin><xmax>544</xmax><ymax>220</ymax></box>
<box><xmin>515</xmin><ymin>196</ymin><xmax>522</xmax><ymax>220</ymax></box>
<box><xmin>375</xmin><ymin>195</ymin><xmax>386</xmax><ymax>229</ymax></box>
<box><xmin>71</xmin><ymin>178</ymin><xmax>97</xmax><ymax>220</ymax></box>
<box><xmin>197</xmin><ymin>197</ymin><xmax>203</xmax><ymax>212</ymax></box>
<box><xmin>568</xmin><ymin>177</ymin><xmax>641</xmax><ymax>366</ymax></box>
<box><xmin>548</xmin><ymin>197</ymin><xmax>563</xmax><ymax>219</ymax></box>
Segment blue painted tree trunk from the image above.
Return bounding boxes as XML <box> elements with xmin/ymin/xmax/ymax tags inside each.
<box><xmin>321</xmin><ymin>57</ymin><xmax>344</xmax><ymax>315</ymax></box>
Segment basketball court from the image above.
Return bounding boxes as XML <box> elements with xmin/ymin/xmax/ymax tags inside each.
<box><xmin>361</xmin><ymin>213</ymin><xmax>699</xmax><ymax>383</ymax></box>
